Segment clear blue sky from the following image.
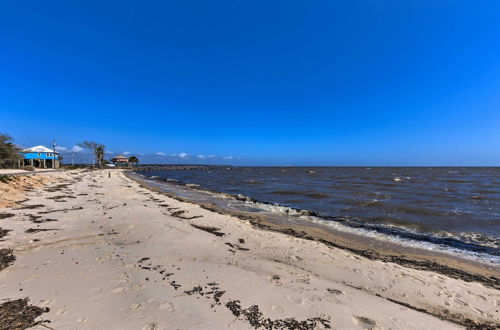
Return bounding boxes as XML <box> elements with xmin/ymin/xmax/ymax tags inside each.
<box><xmin>1</xmin><ymin>1</ymin><xmax>500</xmax><ymax>165</ymax></box>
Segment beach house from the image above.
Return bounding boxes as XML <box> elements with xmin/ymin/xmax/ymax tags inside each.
<box><xmin>20</xmin><ymin>145</ymin><xmax>60</xmax><ymax>168</ymax></box>
<box><xmin>111</xmin><ymin>155</ymin><xmax>129</xmax><ymax>166</ymax></box>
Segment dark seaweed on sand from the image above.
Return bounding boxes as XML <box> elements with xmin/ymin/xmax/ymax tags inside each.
<box><xmin>25</xmin><ymin>228</ymin><xmax>57</xmax><ymax>234</ymax></box>
<box><xmin>31</xmin><ymin>218</ymin><xmax>58</xmax><ymax>224</ymax></box>
<box><xmin>0</xmin><ymin>249</ymin><xmax>15</xmax><ymax>271</ymax></box>
<box><xmin>0</xmin><ymin>228</ymin><xmax>11</xmax><ymax>240</ymax></box>
<box><xmin>46</xmin><ymin>195</ymin><xmax>76</xmax><ymax>200</ymax></box>
<box><xmin>190</xmin><ymin>224</ymin><xmax>225</xmax><ymax>237</ymax></box>
<box><xmin>0</xmin><ymin>213</ymin><xmax>15</xmax><ymax>220</ymax></box>
<box><xmin>226</xmin><ymin>300</ymin><xmax>330</xmax><ymax>329</ymax></box>
<box><xmin>15</xmin><ymin>204</ymin><xmax>45</xmax><ymax>210</ymax></box>
<box><xmin>170</xmin><ymin>210</ymin><xmax>203</xmax><ymax>219</ymax></box>
<box><xmin>0</xmin><ymin>298</ymin><xmax>50</xmax><ymax>330</ymax></box>
<box><xmin>38</xmin><ymin>206</ymin><xmax>83</xmax><ymax>214</ymax></box>
<box><xmin>182</xmin><ymin>284</ymin><xmax>226</xmax><ymax>308</ymax></box>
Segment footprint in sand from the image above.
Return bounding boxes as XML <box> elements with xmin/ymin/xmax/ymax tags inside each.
<box><xmin>56</xmin><ymin>309</ymin><xmax>67</xmax><ymax>316</ymax></box>
<box><xmin>113</xmin><ymin>286</ymin><xmax>125</xmax><ymax>294</ymax></box>
<box><xmin>129</xmin><ymin>303</ymin><xmax>142</xmax><ymax>310</ymax></box>
<box><xmin>147</xmin><ymin>298</ymin><xmax>162</xmax><ymax>306</ymax></box>
<box><xmin>142</xmin><ymin>323</ymin><xmax>157</xmax><ymax>330</ymax></box>
<box><xmin>117</xmin><ymin>279</ymin><xmax>129</xmax><ymax>286</ymax></box>
<box><xmin>271</xmin><ymin>304</ymin><xmax>285</xmax><ymax>315</ymax></box>
<box><xmin>159</xmin><ymin>302</ymin><xmax>175</xmax><ymax>312</ymax></box>
<box><xmin>91</xmin><ymin>286</ymin><xmax>103</xmax><ymax>293</ymax></box>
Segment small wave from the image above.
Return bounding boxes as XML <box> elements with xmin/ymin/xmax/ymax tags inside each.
<box><xmin>360</xmin><ymin>199</ymin><xmax>381</xmax><ymax>207</ymax></box>
<box><xmin>241</xmin><ymin>197</ymin><xmax>500</xmax><ymax>261</ymax></box>
<box><xmin>133</xmin><ymin>169</ymin><xmax>500</xmax><ymax>264</ymax></box>
<box><xmin>437</xmin><ymin>231</ymin><xmax>500</xmax><ymax>249</ymax></box>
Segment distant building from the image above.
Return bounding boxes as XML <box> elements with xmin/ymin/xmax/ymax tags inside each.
<box><xmin>20</xmin><ymin>145</ymin><xmax>60</xmax><ymax>168</ymax></box>
<box><xmin>112</xmin><ymin>155</ymin><xmax>129</xmax><ymax>166</ymax></box>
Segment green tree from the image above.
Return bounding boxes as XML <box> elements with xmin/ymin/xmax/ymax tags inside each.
<box><xmin>78</xmin><ymin>141</ymin><xmax>106</xmax><ymax>168</ymax></box>
<box><xmin>0</xmin><ymin>133</ymin><xmax>22</xmax><ymax>168</ymax></box>
<box><xmin>128</xmin><ymin>156</ymin><xmax>139</xmax><ymax>166</ymax></box>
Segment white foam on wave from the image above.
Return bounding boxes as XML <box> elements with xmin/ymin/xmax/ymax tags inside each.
<box><xmin>240</xmin><ymin>198</ymin><xmax>500</xmax><ymax>266</ymax></box>
<box><xmin>303</xmin><ymin>215</ymin><xmax>500</xmax><ymax>266</ymax></box>
<box><xmin>144</xmin><ymin>175</ymin><xmax>500</xmax><ymax>266</ymax></box>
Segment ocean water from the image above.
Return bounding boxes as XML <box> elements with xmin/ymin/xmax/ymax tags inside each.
<box><xmin>136</xmin><ymin>167</ymin><xmax>500</xmax><ymax>261</ymax></box>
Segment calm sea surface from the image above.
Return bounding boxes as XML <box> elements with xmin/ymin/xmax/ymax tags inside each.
<box><xmin>137</xmin><ymin>167</ymin><xmax>500</xmax><ymax>259</ymax></box>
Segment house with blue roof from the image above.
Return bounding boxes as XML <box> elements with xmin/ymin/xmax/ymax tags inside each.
<box><xmin>19</xmin><ymin>145</ymin><xmax>60</xmax><ymax>168</ymax></box>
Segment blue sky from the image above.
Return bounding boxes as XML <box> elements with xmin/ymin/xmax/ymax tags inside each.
<box><xmin>1</xmin><ymin>1</ymin><xmax>500</xmax><ymax>165</ymax></box>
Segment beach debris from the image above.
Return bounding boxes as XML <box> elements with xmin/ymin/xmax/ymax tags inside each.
<box><xmin>45</xmin><ymin>183</ymin><xmax>73</xmax><ymax>192</ymax></box>
<box><xmin>178</xmin><ymin>283</ymin><xmax>226</xmax><ymax>308</ymax></box>
<box><xmin>170</xmin><ymin>210</ymin><xmax>203</xmax><ymax>219</ymax></box>
<box><xmin>27</xmin><ymin>214</ymin><xmax>42</xmax><ymax>221</ymax></box>
<box><xmin>0</xmin><ymin>249</ymin><xmax>15</xmax><ymax>271</ymax></box>
<box><xmin>184</xmin><ymin>285</ymin><xmax>203</xmax><ymax>296</ymax></box>
<box><xmin>38</xmin><ymin>206</ymin><xmax>83</xmax><ymax>214</ymax></box>
<box><xmin>384</xmin><ymin>296</ymin><xmax>500</xmax><ymax>330</ymax></box>
<box><xmin>0</xmin><ymin>298</ymin><xmax>50</xmax><ymax>329</ymax></box>
<box><xmin>170</xmin><ymin>281</ymin><xmax>181</xmax><ymax>290</ymax></box>
<box><xmin>326</xmin><ymin>288</ymin><xmax>343</xmax><ymax>295</ymax></box>
<box><xmin>15</xmin><ymin>204</ymin><xmax>45</xmax><ymax>210</ymax></box>
<box><xmin>224</xmin><ymin>242</ymin><xmax>249</xmax><ymax>251</ymax></box>
<box><xmin>238</xmin><ymin>238</ymin><xmax>245</xmax><ymax>244</ymax></box>
<box><xmin>107</xmin><ymin>229</ymin><xmax>119</xmax><ymax>235</ymax></box>
<box><xmin>0</xmin><ymin>228</ymin><xmax>11</xmax><ymax>240</ymax></box>
<box><xmin>0</xmin><ymin>213</ymin><xmax>15</xmax><ymax>219</ymax></box>
<box><xmin>190</xmin><ymin>224</ymin><xmax>225</xmax><ymax>237</ymax></box>
<box><xmin>353</xmin><ymin>316</ymin><xmax>377</xmax><ymax>329</ymax></box>
<box><xmin>225</xmin><ymin>300</ymin><xmax>331</xmax><ymax>329</ymax></box>
<box><xmin>31</xmin><ymin>219</ymin><xmax>58</xmax><ymax>223</ymax></box>
<box><xmin>46</xmin><ymin>195</ymin><xmax>76</xmax><ymax>200</ymax></box>
<box><xmin>25</xmin><ymin>228</ymin><xmax>58</xmax><ymax>234</ymax></box>
<box><xmin>0</xmin><ymin>175</ymin><xmax>13</xmax><ymax>184</ymax></box>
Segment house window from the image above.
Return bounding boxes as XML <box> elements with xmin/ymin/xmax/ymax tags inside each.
<box><xmin>46</xmin><ymin>153</ymin><xmax>52</xmax><ymax>157</ymax></box>
<box><xmin>37</xmin><ymin>153</ymin><xmax>41</xmax><ymax>156</ymax></box>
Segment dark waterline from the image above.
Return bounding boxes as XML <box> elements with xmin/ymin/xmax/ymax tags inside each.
<box><xmin>136</xmin><ymin>167</ymin><xmax>500</xmax><ymax>257</ymax></box>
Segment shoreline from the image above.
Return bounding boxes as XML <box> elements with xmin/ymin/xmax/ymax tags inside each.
<box><xmin>0</xmin><ymin>169</ymin><xmax>498</xmax><ymax>329</ymax></box>
<box><xmin>127</xmin><ymin>171</ymin><xmax>500</xmax><ymax>289</ymax></box>
<box><xmin>133</xmin><ymin>169</ymin><xmax>500</xmax><ymax>263</ymax></box>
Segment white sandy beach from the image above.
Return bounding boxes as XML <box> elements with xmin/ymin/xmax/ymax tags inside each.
<box><xmin>0</xmin><ymin>169</ymin><xmax>498</xmax><ymax>329</ymax></box>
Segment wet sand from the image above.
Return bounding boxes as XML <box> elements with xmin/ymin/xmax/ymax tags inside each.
<box><xmin>0</xmin><ymin>169</ymin><xmax>498</xmax><ymax>329</ymax></box>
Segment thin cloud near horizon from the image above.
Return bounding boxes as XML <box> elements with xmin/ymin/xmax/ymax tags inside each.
<box><xmin>54</xmin><ymin>145</ymin><xmax>238</xmax><ymax>163</ymax></box>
